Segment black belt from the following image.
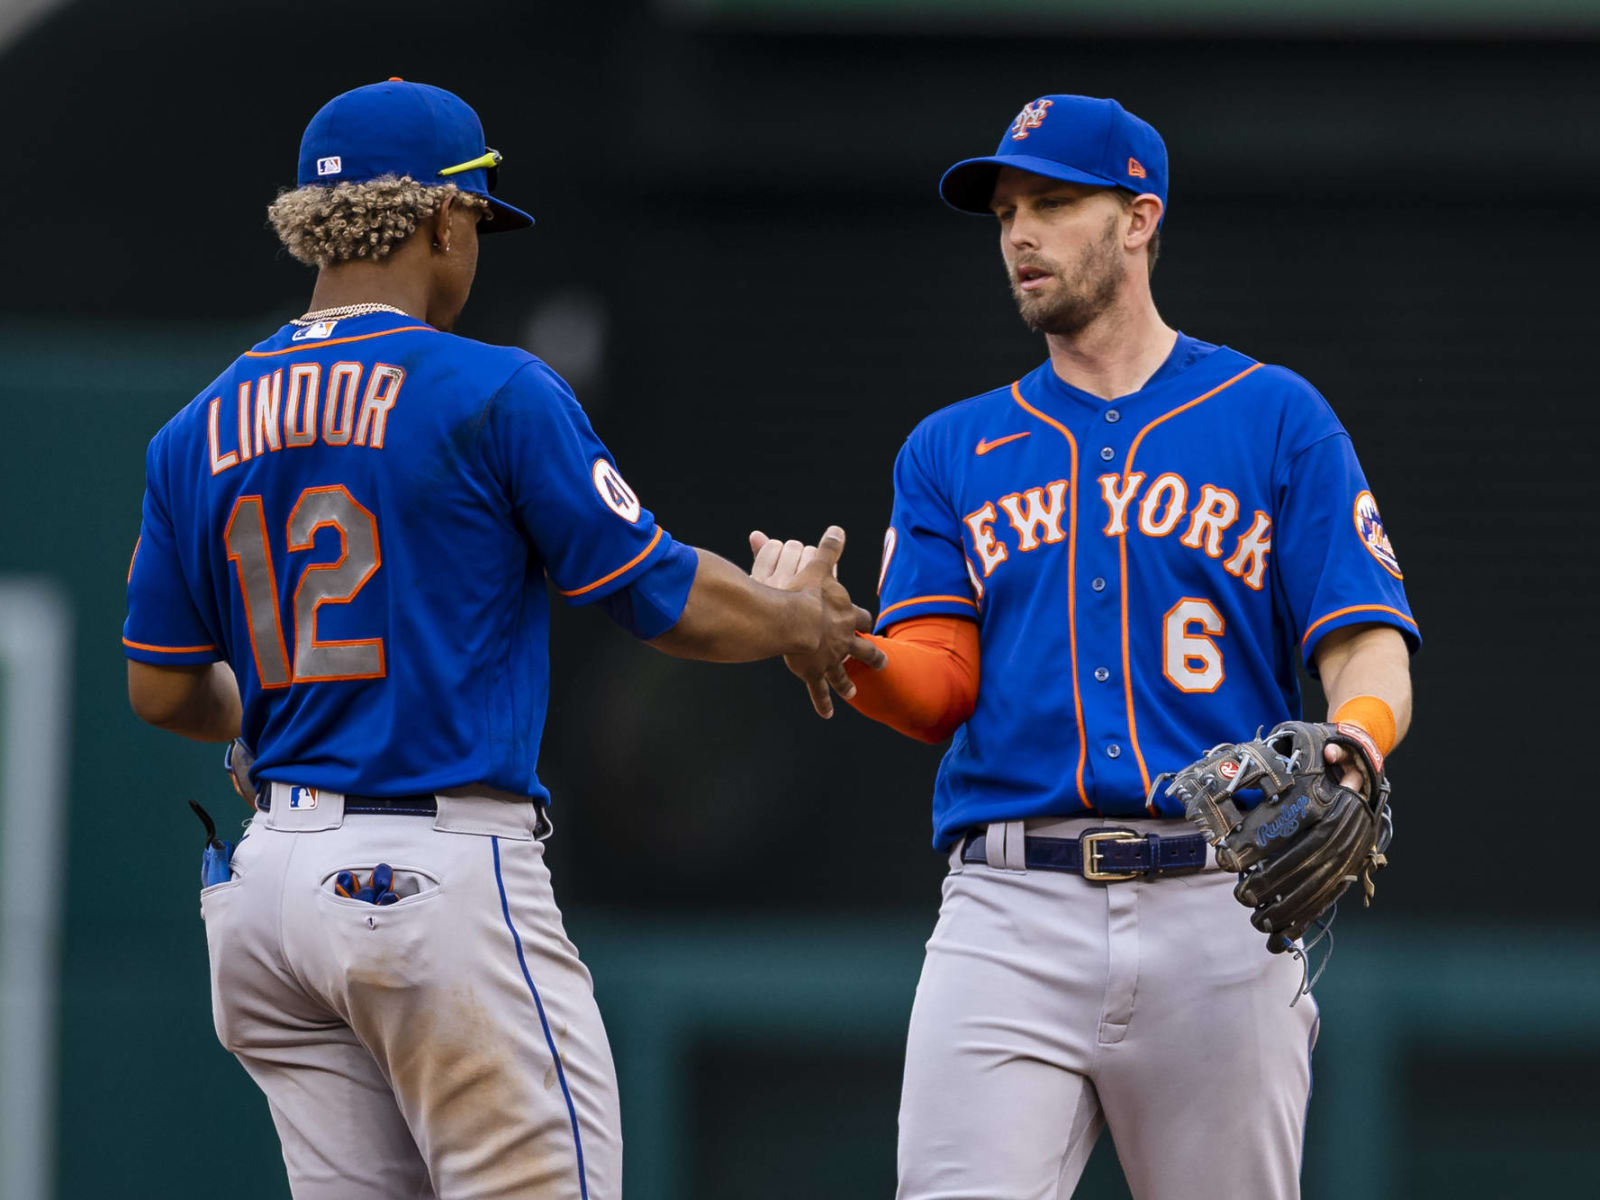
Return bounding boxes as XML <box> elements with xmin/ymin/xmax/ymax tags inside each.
<box><xmin>255</xmin><ymin>789</ymin><xmax>438</xmax><ymax>816</ymax></box>
<box><xmin>959</xmin><ymin>825</ymin><xmax>1209</xmax><ymax>881</ymax></box>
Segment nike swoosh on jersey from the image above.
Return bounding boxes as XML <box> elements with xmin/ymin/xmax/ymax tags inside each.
<box><xmin>975</xmin><ymin>431</ymin><xmax>1032</xmax><ymax>455</ymax></box>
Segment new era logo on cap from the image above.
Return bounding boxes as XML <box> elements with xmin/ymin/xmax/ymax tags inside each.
<box><xmin>316</xmin><ymin>156</ymin><xmax>342</xmax><ymax>176</ymax></box>
<box><xmin>1128</xmin><ymin>157</ymin><xmax>1147</xmax><ymax>179</ymax></box>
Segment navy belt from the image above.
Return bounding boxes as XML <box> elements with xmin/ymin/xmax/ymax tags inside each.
<box><xmin>960</xmin><ymin>826</ymin><xmax>1209</xmax><ymax>881</ymax></box>
<box><xmin>255</xmin><ymin>790</ymin><xmax>438</xmax><ymax>816</ymax></box>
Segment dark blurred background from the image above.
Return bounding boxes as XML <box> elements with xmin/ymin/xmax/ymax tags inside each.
<box><xmin>1</xmin><ymin>0</ymin><xmax>1597</xmax><ymax>1197</ymax></box>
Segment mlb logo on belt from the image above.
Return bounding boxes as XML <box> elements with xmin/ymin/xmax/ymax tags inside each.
<box><xmin>289</xmin><ymin>786</ymin><xmax>318</xmax><ymax>810</ymax></box>
<box><xmin>1010</xmin><ymin>99</ymin><xmax>1053</xmax><ymax>141</ymax></box>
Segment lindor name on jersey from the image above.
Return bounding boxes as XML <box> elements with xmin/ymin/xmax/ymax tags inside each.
<box><xmin>207</xmin><ymin>360</ymin><xmax>406</xmax><ymax>475</ymax></box>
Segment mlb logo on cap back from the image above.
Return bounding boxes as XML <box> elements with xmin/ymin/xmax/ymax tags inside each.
<box><xmin>940</xmin><ymin>94</ymin><xmax>1169</xmax><ymax>223</ymax></box>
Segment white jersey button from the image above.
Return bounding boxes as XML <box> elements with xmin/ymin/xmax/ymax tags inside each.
<box><xmin>1106</xmin><ymin>744</ymin><xmax>1122</xmax><ymax>758</ymax></box>
<box><xmin>1094</xmin><ymin>667</ymin><xmax>1110</xmax><ymax>682</ymax></box>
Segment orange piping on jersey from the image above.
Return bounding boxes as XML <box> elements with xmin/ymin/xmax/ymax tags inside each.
<box><xmin>560</xmin><ymin>527</ymin><xmax>664</xmax><ymax>597</ymax></box>
<box><xmin>1008</xmin><ymin>381</ymin><xmax>1090</xmax><ymax>809</ymax></box>
<box><xmin>877</xmin><ymin>594</ymin><xmax>980</xmax><ymax>622</ymax></box>
<box><xmin>242</xmin><ymin>326</ymin><xmax>434</xmax><ymax>357</ymax></box>
<box><xmin>127</xmin><ymin>538</ymin><xmax>140</xmax><ymax>584</ymax></box>
<box><xmin>123</xmin><ymin>637</ymin><xmax>217</xmax><ymax>654</ymax></box>
<box><xmin>1300</xmin><ymin>604</ymin><xmax>1417</xmax><ymax>652</ymax></box>
<box><xmin>1121</xmin><ymin>361</ymin><xmax>1264</xmax><ymax>811</ymax></box>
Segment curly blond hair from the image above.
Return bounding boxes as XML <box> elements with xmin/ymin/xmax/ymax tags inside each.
<box><xmin>268</xmin><ymin>175</ymin><xmax>492</xmax><ymax>268</ymax></box>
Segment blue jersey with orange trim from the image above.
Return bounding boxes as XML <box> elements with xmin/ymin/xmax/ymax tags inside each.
<box><xmin>875</xmin><ymin>333</ymin><xmax>1419</xmax><ymax>848</ymax></box>
<box><xmin>124</xmin><ymin>311</ymin><xmax>696</xmax><ymax>802</ymax></box>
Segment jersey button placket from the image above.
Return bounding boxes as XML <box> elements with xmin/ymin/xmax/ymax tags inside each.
<box><xmin>1085</xmin><ymin>417</ymin><xmax>1132</xmax><ymax>809</ymax></box>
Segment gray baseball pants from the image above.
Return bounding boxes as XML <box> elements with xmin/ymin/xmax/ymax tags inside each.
<box><xmin>897</xmin><ymin>816</ymin><xmax>1320</xmax><ymax>1200</ymax></box>
<box><xmin>200</xmin><ymin>785</ymin><xmax>620</xmax><ymax>1200</ymax></box>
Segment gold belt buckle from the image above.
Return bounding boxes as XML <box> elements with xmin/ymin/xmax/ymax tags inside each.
<box><xmin>1081</xmin><ymin>829</ymin><xmax>1142</xmax><ymax>882</ymax></box>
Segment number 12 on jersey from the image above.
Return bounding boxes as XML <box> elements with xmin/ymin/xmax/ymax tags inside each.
<box><xmin>225</xmin><ymin>484</ymin><xmax>386</xmax><ymax>687</ymax></box>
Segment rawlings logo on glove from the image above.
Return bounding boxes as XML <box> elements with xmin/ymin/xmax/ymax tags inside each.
<box><xmin>1255</xmin><ymin>793</ymin><xmax>1309</xmax><ymax>846</ymax></box>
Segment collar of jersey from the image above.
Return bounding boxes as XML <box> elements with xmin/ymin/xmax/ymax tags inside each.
<box><xmin>254</xmin><ymin>309</ymin><xmax>436</xmax><ymax>354</ymax></box>
<box><xmin>1022</xmin><ymin>331</ymin><xmax>1222</xmax><ymax>416</ymax></box>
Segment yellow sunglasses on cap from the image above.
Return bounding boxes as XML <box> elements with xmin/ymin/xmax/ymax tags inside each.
<box><xmin>438</xmin><ymin>149</ymin><xmax>502</xmax><ymax>191</ymax></box>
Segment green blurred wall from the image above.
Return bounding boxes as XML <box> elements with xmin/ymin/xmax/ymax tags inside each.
<box><xmin>0</xmin><ymin>325</ymin><xmax>287</xmax><ymax>1196</ymax></box>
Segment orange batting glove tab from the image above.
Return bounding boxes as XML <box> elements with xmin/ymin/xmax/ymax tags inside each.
<box><xmin>843</xmin><ymin>615</ymin><xmax>980</xmax><ymax>744</ymax></box>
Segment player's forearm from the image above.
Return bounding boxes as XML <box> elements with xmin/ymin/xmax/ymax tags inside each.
<box><xmin>127</xmin><ymin>660</ymin><xmax>243</xmax><ymax>743</ymax></box>
<box><xmin>844</xmin><ymin>616</ymin><xmax>980</xmax><ymax>743</ymax></box>
<box><xmin>649</xmin><ymin>548</ymin><xmax>820</xmax><ymax>662</ymax></box>
<box><xmin>1316</xmin><ymin>624</ymin><xmax>1413</xmax><ymax>750</ymax></box>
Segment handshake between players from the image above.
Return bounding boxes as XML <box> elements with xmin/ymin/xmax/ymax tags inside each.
<box><xmin>648</xmin><ymin>524</ymin><xmax>885</xmax><ymax>714</ymax></box>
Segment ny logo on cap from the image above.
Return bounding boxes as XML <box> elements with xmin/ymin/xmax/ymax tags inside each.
<box><xmin>316</xmin><ymin>156</ymin><xmax>342</xmax><ymax>177</ymax></box>
<box><xmin>1010</xmin><ymin>99</ymin><xmax>1053</xmax><ymax>141</ymax></box>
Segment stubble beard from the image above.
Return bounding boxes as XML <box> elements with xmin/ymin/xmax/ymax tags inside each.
<box><xmin>1010</xmin><ymin>216</ymin><xmax>1126</xmax><ymax>337</ymax></box>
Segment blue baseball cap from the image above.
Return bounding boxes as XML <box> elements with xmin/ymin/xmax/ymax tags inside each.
<box><xmin>296</xmin><ymin>79</ymin><xmax>533</xmax><ymax>234</ymax></box>
<box><xmin>939</xmin><ymin>95</ymin><xmax>1167</xmax><ymax>223</ymax></box>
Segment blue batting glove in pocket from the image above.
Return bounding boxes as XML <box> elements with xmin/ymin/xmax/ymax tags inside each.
<box><xmin>334</xmin><ymin>863</ymin><xmax>399</xmax><ymax>905</ymax></box>
<box><xmin>190</xmin><ymin>801</ymin><xmax>236</xmax><ymax>888</ymax></box>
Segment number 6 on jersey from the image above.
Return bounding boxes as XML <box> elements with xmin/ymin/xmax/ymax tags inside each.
<box><xmin>1163</xmin><ymin>597</ymin><xmax>1224</xmax><ymax>693</ymax></box>
<box><xmin>225</xmin><ymin>484</ymin><xmax>385</xmax><ymax>687</ymax></box>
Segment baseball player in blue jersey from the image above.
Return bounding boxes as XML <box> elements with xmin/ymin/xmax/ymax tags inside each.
<box><xmin>123</xmin><ymin>79</ymin><xmax>882</xmax><ymax>1200</ymax></box>
<box><xmin>752</xmin><ymin>95</ymin><xmax>1418</xmax><ymax>1198</ymax></box>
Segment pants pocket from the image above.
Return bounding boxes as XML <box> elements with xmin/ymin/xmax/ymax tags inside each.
<box><xmin>316</xmin><ymin>864</ymin><xmax>443</xmax><ymax>911</ymax></box>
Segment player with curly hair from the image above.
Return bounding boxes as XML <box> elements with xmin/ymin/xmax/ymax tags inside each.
<box><xmin>124</xmin><ymin>79</ymin><xmax>881</xmax><ymax>1200</ymax></box>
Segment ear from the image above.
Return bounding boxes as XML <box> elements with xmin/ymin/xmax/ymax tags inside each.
<box><xmin>432</xmin><ymin>193</ymin><xmax>456</xmax><ymax>254</ymax></box>
<box><xmin>1125</xmin><ymin>193</ymin><xmax>1164</xmax><ymax>252</ymax></box>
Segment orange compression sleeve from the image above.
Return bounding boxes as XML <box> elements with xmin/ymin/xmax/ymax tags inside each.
<box><xmin>842</xmin><ymin>615</ymin><xmax>980</xmax><ymax>744</ymax></box>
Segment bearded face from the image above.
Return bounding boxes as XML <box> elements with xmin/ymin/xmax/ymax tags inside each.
<box><xmin>1007</xmin><ymin>209</ymin><xmax>1127</xmax><ymax>337</ymax></box>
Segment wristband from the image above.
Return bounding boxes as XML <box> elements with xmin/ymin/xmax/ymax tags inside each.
<box><xmin>1331</xmin><ymin>695</ymin><xmax>1396</xmax><ymax>763</ymax></box>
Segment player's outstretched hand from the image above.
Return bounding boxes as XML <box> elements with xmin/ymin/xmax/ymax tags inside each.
<box><xmin>750</xmin><ymin>527</ymin><xmax>885</xmax><ymax>718</ymax></box>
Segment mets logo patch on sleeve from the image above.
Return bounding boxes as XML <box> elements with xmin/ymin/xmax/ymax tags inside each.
<box><xmin>592</xmin><ymin>459</ymin><xmax>642</xmax><ymax>522</ymax></box>
<box><xmin>1353</xmin><ymin>491</ymin><xmax>1402</xmax><ymax>579</ymax></box>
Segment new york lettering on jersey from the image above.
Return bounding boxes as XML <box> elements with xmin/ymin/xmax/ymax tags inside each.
<box><xmin>124</xmin><ymin>312</ymin><xmax>696</xmax><ymax>801</ymax></box>
<box><xmin>875</xmin><ymin>333</ymin><xmax>1419</xmax><ymax>847</ymax></box>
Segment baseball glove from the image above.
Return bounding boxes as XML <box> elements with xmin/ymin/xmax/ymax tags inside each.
<box><xmin>1163</xmin><ymin>721</ymin><xmax>1392</xmax><ymax>961</ymax></box>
